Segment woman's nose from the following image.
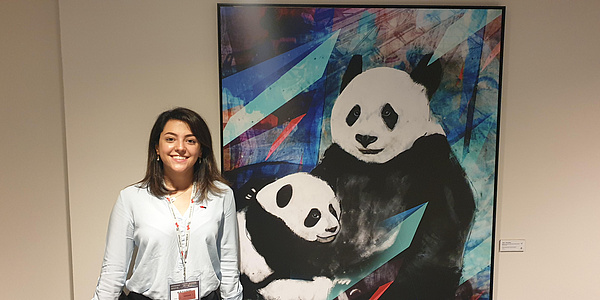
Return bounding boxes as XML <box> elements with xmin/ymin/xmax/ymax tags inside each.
<box><xmin>175</xmin><ymin>140</ymin><xmax>186</xmax><ymax>151</ymax></box>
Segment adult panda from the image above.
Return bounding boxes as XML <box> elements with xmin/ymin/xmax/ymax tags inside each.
<box><xmin>311</xmin><ymin>54</ymin><xmax>476</xmax><ymax>300</ymax></box>
<box><xmin>237</xmin><ymin>172</ymin><xmax>343</xmax><ymax>299</ymax></box>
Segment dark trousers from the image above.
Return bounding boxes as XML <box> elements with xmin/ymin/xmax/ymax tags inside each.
<box><xmin>122</xmin><ymin>289</ymin><xmax>220</xmax><ymax>300</ymax></box>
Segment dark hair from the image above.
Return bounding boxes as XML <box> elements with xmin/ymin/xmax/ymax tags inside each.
<box><xmin>138</xmin><ymin>107</ymin><xmax>228</xmax><ymax>199</ymax></box>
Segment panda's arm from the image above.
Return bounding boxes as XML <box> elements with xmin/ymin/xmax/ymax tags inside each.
<box><xmin>258</xmin><ymin>277</ymin><xmax>335</xmax><ymax>300</ymax></box>
<box><xmin>310</xmin><ymin>143</ymin><xmax>353</xmax><ymax>189</ymax></box>
<box><xmin>237</xmin><ymin>210</ymin><xmax>274</xmax><ymax>283</ymax></box>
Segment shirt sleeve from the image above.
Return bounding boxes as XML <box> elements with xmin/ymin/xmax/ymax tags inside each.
<box><xmin>92</xmin><ymin>191</ymin><xmax>136</xmax><ymax>300</ymax></box>
<box><xmin>219</xmin><ymin>187</ymin><xmax>244</xmax><ymax>300</ymax></box>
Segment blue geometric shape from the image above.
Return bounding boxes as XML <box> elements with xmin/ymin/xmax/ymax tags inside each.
<box><xmin>382</xmin><ymin>203</ymin><xmax>427</xmax><ymax>229</ymax></box>
<box><xmin>223</xmin><ymin>30</ymin><xmax>340</xmax><ymax>146</ymax></box>
<box><xmin>429</xmin><ymin>9</ymin><xmax>502</xmax><ymax>65</ymax></box>
<box><xmin>327</xmin><ymin>203</ymin><xmax>428</xmax><ymax>299</ymax></box>
<box><xmin>460</xmin><ymin>235</ymin><xmax>492</xmax><ymax>284</ymax></box>
<box><xmin>222</xmin><ymin>34</ymin><xmax>325</xmax><ymax>107</ymax></box>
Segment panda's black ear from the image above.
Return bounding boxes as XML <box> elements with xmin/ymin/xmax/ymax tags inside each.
<box><xmin>340</xmin><ymin>55</ymin><xmax>363</xmax><ymax>94</ymax></box>
<box><xmin>238</xmin><ymin>176</ymin><xmax>273</xmax><ymax>203</ymax></box>
<box><xmin>410</xmin><ymin>53</ymin><xmax>442</xmax><ymax>99</ymax></box>
<box><xmin>244</xmin><ymin>188</ymin><xmax>258</xmax><ymax>201</ymax></box>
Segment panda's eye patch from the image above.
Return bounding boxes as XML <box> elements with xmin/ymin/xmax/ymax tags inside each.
<box><xmin>329</xmin><ymin>204</ymin><xmax>338</xmax><ymax>219</ymax></box>
<box><xmin>304</xmin><ymin>208</ymin><xmax>321</xmax><ymax>228</ymax></box>
<box><xmin>346</xmin><ymin>105</ymin><xmax>361</xmax><ymax>126</ymax></box>
<box><xmin>276</xmin><ymin>184</ymin><xmax>293</xmax><ymax>208</ymax></box>
<box><xmin>381</xmin><ymin>103</ymin><xmax>398</xmax><ymax>130</ymax></box>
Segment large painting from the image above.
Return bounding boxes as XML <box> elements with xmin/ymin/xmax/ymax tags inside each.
<box><xmin>218</xmin><ymin>4</ymin><xmax>504</xmax><ymax>300</ymax></box>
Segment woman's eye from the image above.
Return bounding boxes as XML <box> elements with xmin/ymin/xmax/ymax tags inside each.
<box><xmin>165</xmin><ymin>137</ymin><xmax>175</xmax><ymax>142</ymax></box>
<box><xmin>187</xmin><ymin>139</ymin><xmax>197</xmax><ymax>144</ymax></box>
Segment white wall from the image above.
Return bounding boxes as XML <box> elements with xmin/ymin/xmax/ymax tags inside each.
<box><xmin>2</xmin><ymin>0</ymin><xmax>599</xmax><ymax>299</ymax></box>
<box><xmin>58</xmin><ymin>3</ymin><xmax>221</xmax><ymax>298</ymax></box>
<box><xmin>494</xmin><ymin>0</ymin><xmax>600</xmax><ymax>297</ymax></box>
<box><xmin>0</xmin><ymin>0</ymin><xmax>72</xmax><ymax>299</ymax></box>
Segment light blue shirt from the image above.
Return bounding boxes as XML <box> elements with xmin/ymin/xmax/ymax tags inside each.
<box><xmin>92</xmin><ymin>182</ymin><xmax>243</xmax><ymax>300</ymax></box>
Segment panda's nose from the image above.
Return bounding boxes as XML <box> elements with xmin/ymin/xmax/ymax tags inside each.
<box><xmin>326</xmin><ymin>226</ymin><xmax>338</xmax><ymax>233</ymax></box>
<box><xmin>355</xmin><ymin>134</ymin><xmax>377</xmax><ymax>148</ymax></box>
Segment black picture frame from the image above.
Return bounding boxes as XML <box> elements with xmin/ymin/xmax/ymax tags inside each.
<box><xmin>218</xmin><ymin>4</ymin><xmax>504</xmax><ymax>300</ymax></box>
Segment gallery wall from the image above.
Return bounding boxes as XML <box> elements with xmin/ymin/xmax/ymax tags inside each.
<box><xmin>1</xmin><ymin>0</ymin><xmax>599</xmax><ymax>299</ymax></box>
<box><xmin>0</xmin><ymin>1</ymin><xmax>72</xmax><ymax>299</ymax></box>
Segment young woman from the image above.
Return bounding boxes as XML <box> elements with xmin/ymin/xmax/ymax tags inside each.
<box><xmin>93</xmin><ymin>107</ymin><xmax>242</xmax><ymax>300</ymax></box>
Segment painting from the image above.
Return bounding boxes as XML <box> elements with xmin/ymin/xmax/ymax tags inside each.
<box><xmin>218</xmin><ymin>4</ymin><xmax>504</xmax><ymax>300</ymax></box>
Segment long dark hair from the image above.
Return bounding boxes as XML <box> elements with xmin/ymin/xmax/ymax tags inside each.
<box><xmin>138</xmin><ymin>107</ymin><xmax>227</xmax><ymax>199</ymax></box>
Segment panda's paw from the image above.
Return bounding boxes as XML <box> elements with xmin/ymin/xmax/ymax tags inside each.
<box><xmin>258</xmin><ymin>277</ymin><xmax>334</xmax><ymax>300</ymax></box>
<box><xmin>333</xmin><ymin>277</ymin><xmax>352</xmax><ymax>285</ymax></box>
<box><xmin>245</xmin><ymin>187</ymin><xmax>258</xmax><ymax>200</ymax></box>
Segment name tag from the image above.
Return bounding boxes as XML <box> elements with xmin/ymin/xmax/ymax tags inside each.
<box><xmin>170</xmin><ymin>281</ymin><xmax>199</xmax><ymax>300</ymax></box>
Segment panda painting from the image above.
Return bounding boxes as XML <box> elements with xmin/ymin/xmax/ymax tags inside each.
<box><xmin>237</xmin><ymin>172</ymin><xmax>344</xmax><ymax>299</ymax></box>
<box><xmin>311</xmin><ymin>54</ymin><xmax>476</xmax><ymax>300</ymax></box>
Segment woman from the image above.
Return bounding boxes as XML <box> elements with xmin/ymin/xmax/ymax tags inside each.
<box><xmin>93</xmin><ymin>107</ymin><xmax>243</xmax><ymax>300</ymax></box>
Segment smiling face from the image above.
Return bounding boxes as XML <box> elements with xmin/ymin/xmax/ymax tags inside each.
<box><xmin>331</xmin><ymin>67</ymin><xmax>444</xmax><ymax>164</ymax></box>
<box><xmin>156</xmin><ymin>119</ymin><xmax>202</xmax><ymax>180</ymax></box>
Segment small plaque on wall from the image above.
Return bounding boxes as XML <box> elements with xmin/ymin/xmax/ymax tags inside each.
<box><xmin>500</xmin><ymin>239</ymin><xmax>526</xmax><ymax>252</ymax></box>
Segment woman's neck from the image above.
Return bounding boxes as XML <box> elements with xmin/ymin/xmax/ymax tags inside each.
<box><xmin>164</xmin><ymin>174</ymin><xmax>194</xmax><ymax>215</ymax></box>
<box><xmin>164</xmin><ymin>170</ymin><xmax>194</xmax><ymax>193</ymax></box>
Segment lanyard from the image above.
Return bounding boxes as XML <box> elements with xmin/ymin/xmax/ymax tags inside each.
<box><xmin>166</xmin><ymin>186</ymin><xmax>196</xmax><ymax>282</ymax></box>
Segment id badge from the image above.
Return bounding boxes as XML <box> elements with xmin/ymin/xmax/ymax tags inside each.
<box><xmin>169</xmin><ymin>281</ymin><xmax>200</xmax><ymax>300</ymax></box>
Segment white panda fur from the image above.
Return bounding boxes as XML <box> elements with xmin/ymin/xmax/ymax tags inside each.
<box><xmin>331</xmin><ymin>66</ymin><xmax>445</xmax><ymax>164</ymax></box>
<box><xmin>237</xmin><ymin>210</ymin><xmax>273</xmax><ymax>284</ymax></box>
<box><xmin>311</xmin><ymin>54</ymin><xmax>476</xmax><ymax>300</ymax></box>
<box><xmin>257</xmin><ymin>276</ymin><xmax>335</xmax><ymax>300</ymax></box>
<box><xmin>238</xmin><ymin>172</ymin><xmax>342</xmax><ymax>299</ymax></box>
<box><xmin>253</xmin><ymin>172</ymin><xmax>340</xmax><ymax>243</ymax></box>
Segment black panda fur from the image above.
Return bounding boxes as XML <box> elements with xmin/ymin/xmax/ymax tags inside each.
<box><xmin>244</xmin><ymin>198</ymin><xmax>337</xmax><ymax>279</ymax></box>
<box><xmin>310</xmin><ymin>54</ymin><xmax>476</xmax><ymax>300</ymax></box>
<box><xmin>237</xmin><ymin>173</ymin><xmax>342</xmax><ymax>299</ymax></box>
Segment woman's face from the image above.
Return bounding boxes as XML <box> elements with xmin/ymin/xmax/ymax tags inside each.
<box><xmin>156</xmin><ymin>119</ymin><xmax>202</xmax><ymax>179</ymax></box>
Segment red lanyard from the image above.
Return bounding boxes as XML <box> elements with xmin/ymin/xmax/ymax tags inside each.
<box><xmin>166</xmin><ymin>186</ymin><xmax>196</xmax><ymax>281</ymax></box>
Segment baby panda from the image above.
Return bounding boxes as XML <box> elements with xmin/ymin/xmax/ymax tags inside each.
<box><xmin>237</xmin><ymin>172</ymin><xmax>342</xmax><ymax>299</ymax></box>
<box><xmin>311</xmin><ymin>54</ymin><xmax>476</xmax><ymax>300</ymax></box>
